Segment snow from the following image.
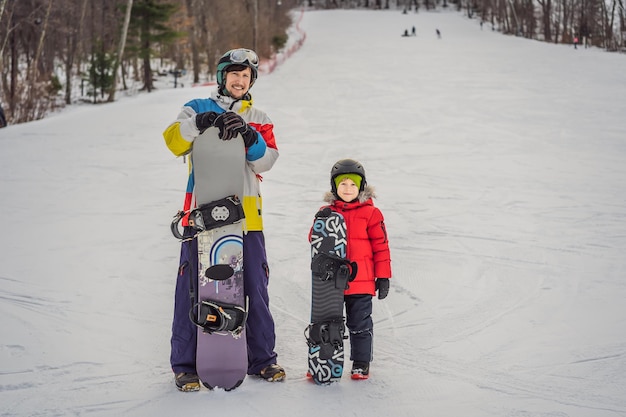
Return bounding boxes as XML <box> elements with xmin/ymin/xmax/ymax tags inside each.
<box><xmin>2</xmin><ymin>8</ymin><xmax>626</xmax><ymax>417</ymax></box>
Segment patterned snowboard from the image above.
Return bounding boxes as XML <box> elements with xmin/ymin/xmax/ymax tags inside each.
<box><xmin>306</xmin><ymin>208</ymin><xmax>355</xmax><ymax>384</ymax></box>
<box><xmin>191</xmin><ymin>128</ymin><xmax>247</xmax><ymax>391</ymax></box>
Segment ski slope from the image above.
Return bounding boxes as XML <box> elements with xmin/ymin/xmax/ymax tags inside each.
<box><xmin>1</xmin><ymin>9</ymin><xmax>626</xmax><ymax>417</ymax></box>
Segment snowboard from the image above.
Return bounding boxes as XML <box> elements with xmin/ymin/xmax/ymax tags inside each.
<box><xmin>305</xmin><ymin>208</ymin><xmax>357</xmax><ymax>385</ymax></box>
<box><xmin>173</xmin><ymin>128</ymin><xmax>248</xmax><ymax>391</ymax></box>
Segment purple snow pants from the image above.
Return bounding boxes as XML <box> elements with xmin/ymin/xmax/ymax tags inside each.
<box><xmin>170</xmin><ymin>229</ymin><xmax>278</xmax><ymax>375</ymax></box>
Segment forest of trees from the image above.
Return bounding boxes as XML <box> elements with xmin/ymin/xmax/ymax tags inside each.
<box><xmin>1</xmin><ymin>0</ymin><xmax>624</xmax><ymax>126</ymax></box>
<box><xmin>0</xmin><ymin>0</ymin><xmax>298</xmax><ymax>125</ymax></box>
<box><xmin>314</xmin><ymin>0</ymin><xmax>625</xmax><ymax>50</ymax></box>
<box><xmin>454</xmin><ymin>0</ymin><xmax>625</xmax><ymax>48</ymax></box>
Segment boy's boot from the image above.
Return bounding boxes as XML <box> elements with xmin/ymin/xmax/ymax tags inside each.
<box><xmin>351</xmin><ymin>361</ymin><xmax>370</xmax><ymax>380</ymax></box>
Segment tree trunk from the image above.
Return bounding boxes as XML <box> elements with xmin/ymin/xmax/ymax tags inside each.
<box><xmin>28</xmin><ymin>0</ymin><xmax>53</xmax><ymax>82</ymax></box>
<box><xmin>538</xmin><ymin>0</ymin><xmax>553</xmax><ymax>41</ymax></box>
<box><xmin>142</xmin><ymin>29</ymin><xmax>152</xmax><ymax>92</ymax></box>
<box><xmin>107</xmin><ymin>0</ymin><xmax>133</xmax><ymax>102</ymax></box>
<box><xmin>64</xmin><ymin>0</ymin><xmax>89</xmax><ymax>104</ymax></box>
<box><xmin>9</xmin><ymin>17</ymin><xmax>17</xmax><ymax>115</ymax></box>
<box><xmin>185</xmin><ymin>0</ymin><xmax>200</xmax><ymax>84</ymax></box>
<box><xmin>0</xmin><ymin>0</ymin><xmax>11</xmax><ymax>91</ymax></box>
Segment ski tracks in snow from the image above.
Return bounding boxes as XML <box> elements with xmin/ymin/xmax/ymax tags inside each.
<box><xmin>370</xmin><ymin>237</ymin><xmax>626</xmax><ymax>416</ymax></box>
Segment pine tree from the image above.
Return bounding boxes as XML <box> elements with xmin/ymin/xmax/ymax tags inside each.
<box><xmin>130</xmin><ymin>0</ymin><xmax>182</xmax><ymax>92</ymax></box>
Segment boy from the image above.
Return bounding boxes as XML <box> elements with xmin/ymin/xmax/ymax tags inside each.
<box><xmin>311</xmin><ymin>158</ymin><xmax>392</xmax><ymax>379</ymax></box>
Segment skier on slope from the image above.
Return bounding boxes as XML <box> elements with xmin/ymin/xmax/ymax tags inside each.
<box><xmin>163</xmin><ymin>48</ymin><xmax>284</xmax><ymax>391</ymax></box>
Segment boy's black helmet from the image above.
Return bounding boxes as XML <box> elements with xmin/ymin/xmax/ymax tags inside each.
<box><xmin>330</xmin><ymin>159</ymin><xmax>367</xmax><ymax>195</ymax></box>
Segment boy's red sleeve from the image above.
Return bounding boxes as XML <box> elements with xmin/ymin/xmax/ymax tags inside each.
<box><xmin>368</xmin><ymin>208</ymin><xmax>392</xmax><ymax>278</ymax></box>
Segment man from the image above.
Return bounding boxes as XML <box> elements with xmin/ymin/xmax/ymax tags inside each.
<box><xmin>163</xmin><ymin>48</ymin><xmax>283</xmax><ymax>391</ymax></box>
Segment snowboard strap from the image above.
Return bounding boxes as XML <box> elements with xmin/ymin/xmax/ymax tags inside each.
<box><xmin>305</xmin><ymin>317</ymin><xmax>346</xmax><ymax>360</ymax></box>
<box><xmin>189</xmin><ymin>297</ymin><xmax>249</xmax><ymax>337</ymax></box>
<box><xmin>171</xmin><ymin>195</ymin><xmax>245</xmax><ymax>241</ymax></box>
<box><xmin>311</xmin><ymin>252</ymin><xmax>358</xmax><ymax>290</ymax></box>
<box><xmin>186</xmin><ymin>268</ymin><xmax>248</xmax><ymax>337</ymax></box>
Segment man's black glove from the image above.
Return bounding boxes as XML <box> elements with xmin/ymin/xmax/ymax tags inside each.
<box><xmin>213</xmin><ymin>112</ymin><xmax>258</xmax><ymax>146</ymax></box>
<box><xmin>375</xmin><ymin>278</ymin><xmax>390</xmax><ymax>300</ymax></box>
<box><xmin>195</xmin><ymin>111</ymin><xmax>218</xmax><ymax>133</ymax></box>
<box><xmin>240</xmin><ymin>128</ymin><xmax>258</xmax><ymax>148</ymax></box>
<box><xmin>211</xmin><ymin>112</ymin><xmax>242</xmax><ymax>140</ymax></box>
<box><xmin>213</xmin><ymin>112</ymin><xmax>244</xmax><ymax>140</ymax></box>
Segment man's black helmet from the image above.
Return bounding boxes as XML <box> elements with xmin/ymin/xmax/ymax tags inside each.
<box><xmin>216</xmin><ymin>48</ymin><xmax>259</xmax><ymax>95</ymax></box>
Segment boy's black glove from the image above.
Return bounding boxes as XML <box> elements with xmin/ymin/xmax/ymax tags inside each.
<box><xmin>375</xmin><ymin>278</ymin><xmax>390</xmax><ymax>300</ymax></box>
<box><xmin>195</xmin><ymin>111</ymin><xmax>218</xmax><ymax>133</ymax></box>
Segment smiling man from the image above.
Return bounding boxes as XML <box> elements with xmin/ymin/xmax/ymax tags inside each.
<box><xmin>163</xmin><ymin>48</ymin><xmax>283</xmax><ymax>391</ymax></box>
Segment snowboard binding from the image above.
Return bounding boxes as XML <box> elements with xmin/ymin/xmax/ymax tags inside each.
<box><xmin>304</xmin><ymin>317</ymin><xmax>346</xmax><ymax>359</ymax></box>
<box><xmin>171</xmin><ymin>195</ymin><xmax>245</xmax><ymax>241</ymax></box>
<box><xmin>311</xmin><ymin>252</ymin><xmax>357</xmax><ymax>290</ymax></box>
<box><xmin>190</xmin><ymin>298</ymin><xmax>249</xmax><ymax>337</ymax></box>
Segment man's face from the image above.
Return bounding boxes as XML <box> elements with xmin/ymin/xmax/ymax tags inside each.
<box><xmin>225</xmin><ymin>67</ymin><xmax>252</xmax><ymax>99</ymax></box>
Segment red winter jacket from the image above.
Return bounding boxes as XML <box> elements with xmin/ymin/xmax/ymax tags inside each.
<box><xmin>310</xmin><ymin>186</ymin><xmax>392</xmax><ymax>296</ymax></box>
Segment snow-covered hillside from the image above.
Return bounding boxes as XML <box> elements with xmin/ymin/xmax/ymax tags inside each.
<box><xmin>1</xmin><ymin>9</ymin><xmax>625</xmax><ymax>417</ymax></box>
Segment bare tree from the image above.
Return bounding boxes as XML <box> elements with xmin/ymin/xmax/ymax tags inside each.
<box><xmin>107</xmin><ymin>0</ymin><xmax>133</xmax><ymax>101</ymax></box>
<box><xmin>61</xmin><ymin>0</ymin><xmax>88</xmax><ymax>104</ymax></box>
<box><xmin>28</xmin><ymin>0</ymin><xmax>51</xmax><ymax>81</ymax></box>
<box><xmin>537</xmin><ymin>0</ymin><xmax>553</xmax><ymax>41</ymax></box>
<box><xmin>184</xmin><ymin>0</ymin><xmax>200</xmax><ymax>84</ymax></box>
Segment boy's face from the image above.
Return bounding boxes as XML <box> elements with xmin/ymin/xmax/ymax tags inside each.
<box><xmin>337</xmin><ymin>178</ymin><xmax>359</xmax><ymax>202</ymax></box>
<box><xmin>225</xmin><ymin>67</ymin><xmax>252</xmax><ymax>99</ymax></box>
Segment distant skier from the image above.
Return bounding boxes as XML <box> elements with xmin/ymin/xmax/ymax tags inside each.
<box><xmin>574</xmin><ymin>36</ymin><xmax>579</xmax><ymax>49</ymax></box>
<box><xmin>402</xmin><ymin>29</ymin><xmax>410</xmax><ymax>37</ymax></box>
<box><xmin>411</xmin><ymin>26</ymin><xmax>416</xmax><ymax>36</ymax></box>
<box><xmin>436</xmin><ymin>29</ymin><xmax>441</xmax><ymax>39</ymax></box>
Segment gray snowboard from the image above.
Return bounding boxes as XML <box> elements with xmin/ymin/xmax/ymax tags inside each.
<box><xmin>191</xmin><ymin>128</ymin><xmax>247</xmax><ymax>391</ymax></box>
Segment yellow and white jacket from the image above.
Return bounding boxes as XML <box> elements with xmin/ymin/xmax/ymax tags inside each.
<box><xmin>163</xmin><ymin>90</ymin><xmax>279</xmax><ymax>231</ymax></box>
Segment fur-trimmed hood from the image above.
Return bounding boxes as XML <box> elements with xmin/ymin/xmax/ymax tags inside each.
<box><xmin>323</xmin><ymin>184</ymin><xmax>376</xmax><ymax>205</ymax></box>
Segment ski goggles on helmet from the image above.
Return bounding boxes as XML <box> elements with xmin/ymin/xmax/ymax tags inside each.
<box><xmin>229</xmin><ymin>49</ymin><xmax>259</xmax><ymax>68</ymax></box>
